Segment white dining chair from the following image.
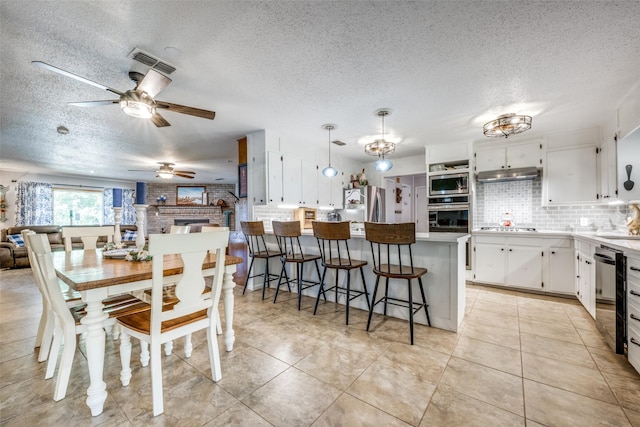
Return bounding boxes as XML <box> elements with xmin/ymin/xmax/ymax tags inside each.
<box><xmin>61</xmin><ymin>225</ymin><xmax>115</xmax><ymax>252</ymax></box>
<box><xmin>118</xmin><ymin>230</ymin><xmax>229</xmax><ymax>416</ymax></box>
<box><xmin>26</xmin><ymin>233</ymin><xmax>150</xmax><ymax>401</ymax></box>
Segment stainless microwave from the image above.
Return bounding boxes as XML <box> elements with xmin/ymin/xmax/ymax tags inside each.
<box><xmin>429</xmin><ymin>172</ymin><xmax>469</xmax><ymax>196</ymax></box>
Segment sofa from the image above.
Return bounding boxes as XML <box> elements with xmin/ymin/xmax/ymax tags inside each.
<box><xmin>0</xmin><ymin>225</ymin><xmax>138</xmax><ymax>269</ymax></box>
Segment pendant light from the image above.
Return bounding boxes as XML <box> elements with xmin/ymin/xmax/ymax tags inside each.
<box><xmin>322</xmin><ymin>124</ymin><xmax>338</xmax><ymax>177</ymax></box>
<box><xmin>364</xmin><ymin>109</ymin><xmax>394</xmax><ymax>172</ymax></box>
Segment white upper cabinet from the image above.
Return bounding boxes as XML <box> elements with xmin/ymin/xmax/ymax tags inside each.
<box><xmin>267</xmin><ymin>150</ymin><xmax>284</xmax><ymax>204</ymax></box>
<box><xmin>247</xmin><ymin>129</ymin><xmax>281</xmax><ymax>205</ymax></box>
<box><xmin>426</xmin><ymin>141</ymin><xmax>471</xmax><ymax>165</ymax></box>
<box><xmin>474</xmin><ymin>141</ymin><xmax>542</xmax><ymax>173</ymax></box>
<box><xmin>544</xmin><ymin>145</ymin><xmax>599</xmax><ymax>205</ymax></box>
<box><xmin>617</xmin><ymin>127</ymin><xmax>640</xmax><ymax>202</ymax></box>
<box><xmin>618</xmin><ymin>83</ymin><xmax>640</xmax><ymax>141</ymax></box>
<box><xmin>543</xmin><ymin>127</ymin><xmax>601</xmax><ymax>205</ymax></box>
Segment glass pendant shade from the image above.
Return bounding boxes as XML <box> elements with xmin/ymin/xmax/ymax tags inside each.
<box><xmin>374</xmin><ymin>157</ymin><xmax>393</xmax><ymax>172</ymax></box>
<box><xmin>322</xmin><ymin>124</ymin><xmax>338</xmax><ymax>177</ymax></box>
<box><xmin>322</xmin><ymin>165</ymin><xmax>338</xmax><ymax>177</ymax></box>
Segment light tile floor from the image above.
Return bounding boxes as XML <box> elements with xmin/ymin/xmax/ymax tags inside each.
<box><xmin>1</xmin><ymin>267</ymin><xmax>639</xmax><ymax>426</ymax></box>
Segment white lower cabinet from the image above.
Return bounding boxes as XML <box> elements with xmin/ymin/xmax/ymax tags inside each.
<box><xmin>474</xmin><ymin>241</ymin><xmax>506</xmax><ymax>285</ymax></box>
<box><xmin>575</xmin><ymin>239</ymin><xmax>596</xmax><ymax>318</ymax></box>
<box><xmin>506</xmin><ymin>245</ymin><xmax>543</xmax><ymax>290</ymax></box>
<box><xmin>474</xmin><ymin>235</ymin><xmax>575</xmax><ymax>295</ymax></box>
<box><xmin>627</xmin><ymin>255</ymin><xmax>640</xmax><ymax>373</ymax></box>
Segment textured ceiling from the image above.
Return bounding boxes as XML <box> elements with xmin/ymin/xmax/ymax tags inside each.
<box><xmin>1</xmin><ymin>1</ymin><xmax>640</xmax><ymax>184</ymax></box>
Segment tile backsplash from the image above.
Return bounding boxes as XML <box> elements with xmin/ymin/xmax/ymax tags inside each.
<box><xmin>474</xmin><ymin>177</ymin><xmax>631</xmax><ymax>232</ymax></box>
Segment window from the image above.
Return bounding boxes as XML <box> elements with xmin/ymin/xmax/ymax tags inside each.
<box><xmin>53</xmin><ymin>188</ymin><xmax>104</xmax><ymax>226</ymax></box>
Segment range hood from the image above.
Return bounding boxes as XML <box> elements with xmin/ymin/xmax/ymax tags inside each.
<box><xmin>476</xmin><ymin>166</ymin><xmax>538</xmax><ymax>183</ymax></box>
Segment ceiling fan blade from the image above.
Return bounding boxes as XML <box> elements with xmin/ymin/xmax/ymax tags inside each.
<box><xmin>173</xmin><ymin>170</ymin><xmax>196</xmax><ymax>174</ymax></box>
<box><xmin>32</xmin><ymin>61</ymin><xmax>124</xmax><ymax>96</ymax></box>
<box><xmin>155</xmin><ymin>101</ymin><xmax>216</xmax><ymax>120</ymax></box>
<box><xmin>69</xmin><ymin>100</ymin><xmax>119</xmax><ymax>107</ymax></box>
<box><xmin>150</xmin><ymin>112</ymin><xmax>171</xmax><ymax>127</ymax></box>
<box><xmin>136</xmin><ymin>68</ymin><xmax>172</xmax><ymax>98</ymax></box>
<box><xmin>174</xmin><ymin>173</ymin><xmax>195</xmax><ymax>179</ymax></box>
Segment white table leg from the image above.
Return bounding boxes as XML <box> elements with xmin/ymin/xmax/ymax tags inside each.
<box><xmin>80</xmin><ymin>294</ymin><xmax>109</xmax><ymax>416</ymax></box>
<box><xmin>222</xmin><ymin>267</ymin><xmax>236</xmax><ymax>352</ymax></box>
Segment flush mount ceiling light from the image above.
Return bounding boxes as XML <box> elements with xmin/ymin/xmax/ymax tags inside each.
<box><xmin>56</xmin><ymin>125</ymin><xmax>69</xmax><ymax>135</ymax></box>
<box><xmin>322</xmin><ymin>124</ymin><xmax>339</xmax><ymax>177</ymax></box>
<box><xmin>119</xmin><ymin>90</ymin><xmax>156</xmax><ymax>119</ymax></box>
<box><xmin>365</xmin><ymin>109</ymin><xmax>394</xmax><ymax>172</ymax></box>
<box><xmin>483</xmin><ymin>113</ymin><xmax>532</xmax><ymax>138</ymax></box>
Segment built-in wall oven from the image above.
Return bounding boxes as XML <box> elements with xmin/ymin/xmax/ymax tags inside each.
<box><xmin>594</xmin><ymin>245</ymin><xmax>626</xmax><ymax>355</ymax></box>
<box><xmin>428</xmin><ymin>195</ymin><xmax>471</xmax><ymax>269</ymax></box>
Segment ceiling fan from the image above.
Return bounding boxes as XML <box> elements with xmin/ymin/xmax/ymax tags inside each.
<box><xmin>130</xmin><ymin>162</ymin><xmax>196</xmax><ymax>179</ymax></box>
<box><xmin>32</xmin><ymin>61</ymin><xmax>215</xmax><ymax>127</ymax></box>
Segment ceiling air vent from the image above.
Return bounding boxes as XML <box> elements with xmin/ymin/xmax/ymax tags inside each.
<box><xmin>332</xmin><ymin>140</ymin><xmax>346</xmax><ymax>146</ymax></box>
<box><xmin>128</xmin><ymin>48</ymin><xmax>177</xmax><ymax>75</ymax></box>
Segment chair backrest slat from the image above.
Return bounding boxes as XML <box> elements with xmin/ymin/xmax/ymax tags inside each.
<box><xmin>147</xmin><ymin>231</ymin><xmax>229</xmax><ymax>328</ymax></box>
<box><xmin>62</xmin><ymin>225</ymin><xmax>115</xmax><ymax>252</ymax></box>
<box><xmin>26</xmin><ymin>233</ymin><xmax>75</xmax><ymax>325</ymax></box>
<box><xmin>365</xmin><ymin>222</ymin><xmax>416</xmax><ymax>275</ymax></box>
<box><xmin>241</xmin><ymin>221</ymin><xmax>275</xmax><ymax>256</ymax></box>
<box><xmin>273</xmin><ymin>221</ymin><xmax>306</xmax><ymax>259</ymax></box>
<box><xmin>312</xmin><ymin>221</ymin><xmax>356</xmax><ymax>267</ymax></box>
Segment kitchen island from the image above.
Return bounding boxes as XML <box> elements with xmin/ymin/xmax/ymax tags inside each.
<box><xmin>248</xmin><ymin>230</ymin><xmax>470</xmax><ymax>332</ymax></box>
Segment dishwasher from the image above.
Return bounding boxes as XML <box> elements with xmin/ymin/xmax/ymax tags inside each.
<box><xmin>594</xmin><ymin>245</ymin><xmax>626</xmax><ymax>355</ymax></box>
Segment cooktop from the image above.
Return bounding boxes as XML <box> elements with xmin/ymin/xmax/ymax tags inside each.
<box><xmin>480</xmin><ymin>227</ymin><xmax>537</xmax><ymax>232</ymax></box>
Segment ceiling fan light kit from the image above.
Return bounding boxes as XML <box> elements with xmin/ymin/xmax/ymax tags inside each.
<box><xmin>483</xmin><ymin>113</ymin><xmax>532</xmax><ymax>138</ymax></box>
<box><xmin>32</xmin><ymin>61</ymin><xmax>215</xmax><ymax>127</ymax></box>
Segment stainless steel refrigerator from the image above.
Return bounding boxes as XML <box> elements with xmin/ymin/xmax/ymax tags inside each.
<box><xmin>343</xmin><ymin>186</ymin><xmax>386</xmax><ymax>223</ymax></box>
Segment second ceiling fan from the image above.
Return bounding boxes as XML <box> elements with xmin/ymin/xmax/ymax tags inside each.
<box><xmin>32</xmin><ymin>61</ymin><xmax>215</xmax><ymax>127</ymax></box>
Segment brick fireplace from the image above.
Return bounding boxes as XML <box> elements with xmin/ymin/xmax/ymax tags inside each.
<box><xmin>145</xmin><ymin>183</ymin><xmax>237</xmax><ymax>234</ymax></box>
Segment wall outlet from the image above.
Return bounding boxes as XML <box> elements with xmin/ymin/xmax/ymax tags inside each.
<box><xmin>580</xmin><ymin>217</ymin><xmax>589</xmax><ymax>226</ymax></box>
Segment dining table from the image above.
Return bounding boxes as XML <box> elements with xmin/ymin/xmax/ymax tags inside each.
<box><xmin>51</xmin><ymin>248</ymin><xmax>243</xmax><ymax>417</ymax></box>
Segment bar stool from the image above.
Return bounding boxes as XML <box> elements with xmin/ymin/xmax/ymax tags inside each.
<box><xmin>312</xmin><ymin>221</ymin><xmax>370</xmax><ymax>325</ymax></box>
<box><xmin>364</xmin><ymin>222</ymin><xmax>430</xmax><ymax>345</ymax></box>
<box><xmin>240</xmin><ymin>221</ymin><xmax>283</xmax><ymax>300</ymax></box>
<box><xmin>272</xmin><ymin>221</ymin><xmax>325</xmax><ymax>310</ymax></box>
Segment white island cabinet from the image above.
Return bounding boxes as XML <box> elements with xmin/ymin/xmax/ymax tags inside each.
<box><xmin>253</xmin><ymin>230</ymin><xmax>470</xmax><ymax>332</ymax></box>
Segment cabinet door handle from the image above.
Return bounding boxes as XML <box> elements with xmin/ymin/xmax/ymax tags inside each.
<box><xmin>631</xmin><ymin>314</ymin><xmax>640</xmax><ymax>323</ymax></box>
<box><xmin>585</xmin><ymin>260</ymin><xmax>592</xmax><ymax>265</ymax></box>
<box><xmin>631</xmin><ymin>266</ymin><xmax>640</xmax><ymax>272</ymax></box>
<box><xmin>501</xmin><ymin>248</ymin><xmax>504</xmax><ymax>251</ymax></box>
<box><xmin>631</xmin><ymin>337</ymin><xmax>640</xmax><ymax>348</ymax></box>
<box><xmin>631</xmin><ymin>290</ymin><xmax>640</xmax><ymax>297</ymax></box>
<box><xmin>551</xmin><ymin>251</ymin><xmax>556</xmax><ymax>254</ymax></box>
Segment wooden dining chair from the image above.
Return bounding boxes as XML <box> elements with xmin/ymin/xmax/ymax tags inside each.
<box><xmin>240</xmin><ymin>221</ymin><xmax>283</xmax><ymax>299</ymax></box>
<box><xmin>169</xmin><ymin>225</ymin><xmax>191</xmax><ymax>234</ymax></box>
<box><xmin>312</xmin><ymin>221</ymin><xmax>370</xmax><ymax>325</ymax></box>
<box><xmin>117</xmin><ymin>230</ymin><xmax>229</xmax><ymax>416</ymax></box>
<box><xmin>364</xmin><ymin>222</ymin><xmax>430</xmax><ymax>345</ymax></box>
<box><xmin>26</xmin><ymin>233</ymin><xmax>149</xmax><ymax>401</ymax></box>
<box><xmin>271</xmin><ymin>220</ymin><xmax>324</xmax><ymax>310</ymax></box>
<box><xmin>61</xmin><ymin>225</ymin><xmax>115</xmax><ymax>252</ymax></box>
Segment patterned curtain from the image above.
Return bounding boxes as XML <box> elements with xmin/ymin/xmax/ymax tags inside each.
<box><xmin>102</xmin><ymin>188</ymin><xmax>136</xmax><ymax>225</ymax></box>
<box><xmin>15</xmin><ymin>181</ymin><xmax>54</xmax><ymax>225</ymax></box>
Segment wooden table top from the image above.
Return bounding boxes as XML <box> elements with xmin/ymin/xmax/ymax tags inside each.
<box><xmin>52</xmin><ymin>249</ymin><xmax>243</xmax><ymax>292</ymax></box>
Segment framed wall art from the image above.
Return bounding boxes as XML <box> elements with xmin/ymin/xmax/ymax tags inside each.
<box><xmin>176</xmin><ymin>186</ymin><xmax>206</xmax><ymax>205</ymax></box>
<box><xmin>238</xmin><ymin>164</ymin><xmax>247</xmax><ymax>198</ymax></box>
